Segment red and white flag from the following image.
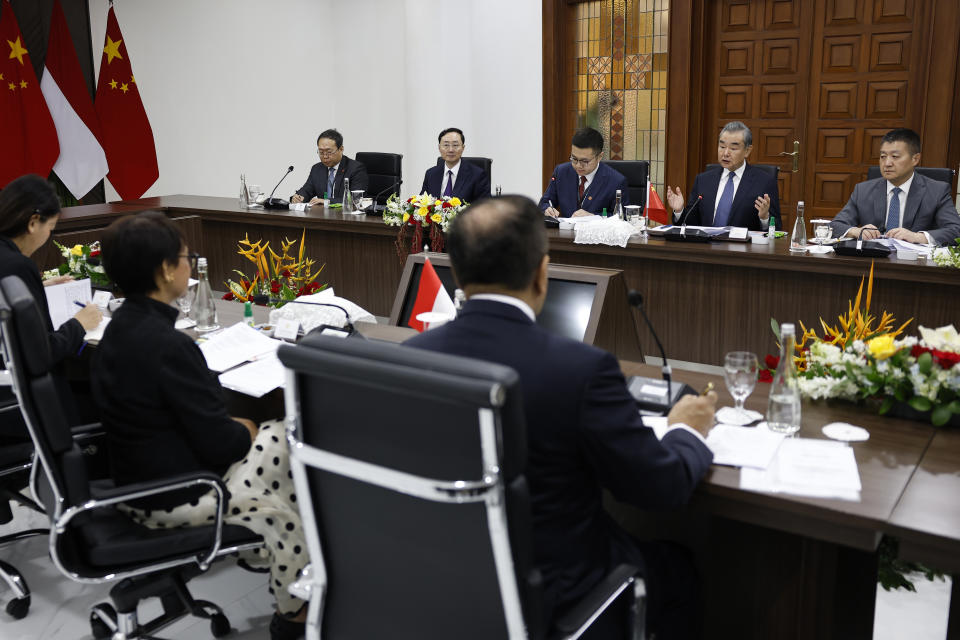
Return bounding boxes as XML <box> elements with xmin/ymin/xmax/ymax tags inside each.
<box><xmin>41</xmin><ymin>0</ymin><xmax>108</xmax><ymax>199</ymax></box>
<box><xmin>0</xmin><ymin>0</ymin><xmax>59</xmax><ymax>187</ymax></box>
<box><xmin>646</xmin><ymin>179</ymin><xmax>669</xmax><ymax>225</ymax></box>
<box><xmin>407</xmin><ymin>258</ymin><xmax>456</xmax><ymax>333</ymax></box>
<box><xmin>94</xmin><ymin>5</ymin><xmax>158</xmax><ymax>198</ymax></box>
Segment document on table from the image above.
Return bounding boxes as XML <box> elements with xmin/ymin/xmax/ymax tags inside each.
<box><xmin>874</xmin><ymin>237</ymin><xmax>934</xmax><ymax>255</ymax></box>
<box><xmin>218</xmin><ymin>352</ymin><xmax>286</xmax><ymax>397</ymax></box>
<box><xmin>83</xmin><ymin>316</ymin><xmax>111</xmax><ymax>342</ymax></box>
<box><xmin>44</xmin><ymin>278</ymin><xmax>92</xmax><ymax>329</ymax></box>
<box><xmin>706</xmin><ymin>424</ymin><xmax>786</xmax><ymax>469</ymax></box>
<box><xmin>740</xmin><ymin>437</ymin><xmax>862</xmax><ymax>501</ymax></box>
<box><xmin>198</xmin><ymin>323</ymin><xmax>282</xmax><ymax>373</ymax></box>
<box><xmin>651</xmin><ymin>225</ymin><xmax>728</xmax><ymax>236</ymax></box>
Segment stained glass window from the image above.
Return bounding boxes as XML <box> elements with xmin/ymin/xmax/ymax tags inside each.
<box><xmin>573</xmin><ymin>0</ymin><xmax>669</xmax><ymax>191</ymax></box>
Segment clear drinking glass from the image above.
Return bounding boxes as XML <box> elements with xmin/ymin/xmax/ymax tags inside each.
<box><xmin>176</xmin><ymin>287</ymin><xmax>194</xmax><ymax>318</ymax></box>
<box><xmin>811</xmin><ymin>219</ymin><xmax>832</xmax><ymax>245</ymax></box>
<box><xmin>723</xmin><ymin>351</ymin><xmax>759</xmax><ymax>420</ymax></box>
<box><xmin>351</xmin><ymin>190</ymin><xmax>365</xmax><ymax>213</ymax></box>
<box><xmin>247</xmin><ymin>184</ymin><xmax>262</xmax><ymax>205</ymax></box>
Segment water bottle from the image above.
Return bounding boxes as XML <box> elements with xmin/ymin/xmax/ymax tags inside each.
<box><xmin>239</xmin><ymin>173</ymin><xmax>248</xmax><ymax>207</ymax></box>
<box><xmin>789</xmin><ymin>200</ymin><xmax>807</xmax><ymax>253</ymax></box>
<box><xmin>613</xmin><ymin>190</ymin><xmax>624</xmax><ymax>221</ymax></box>
<box><xmin>193</xmin><ymin>257</ymin><xmax>220</xmax><ymax>332</ymax></box>
<box><xmin>767</xmin><ymin>322</ymin><xmax>801</xmax><ymax>434</ymax></box>
<box><xmin>342</xmin><ymin>177</ymin><xmax>355</xmax><ymax>213</ymax></box>
<box><xmin>768</xmin><ymin>213</ymin><xmax>776</xmax><ymax>239</ymax></box>
<box><xmin>495</xmin><ymin>184</ymin><xmax>502</xmax><ymax>196</ymax></box>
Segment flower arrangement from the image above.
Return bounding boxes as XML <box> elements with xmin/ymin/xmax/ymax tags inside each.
<box><xmin>222</xmin><ymin>229</ymin><xmax>326</xmax><ymax>307</ymax></box>
<box><xmin>932</xmin><ymin>238</ymin><xmax>960</xmax><ymax>268</ymax></box>
<box><xmin>383</xmin><ymin>193</ymin><xmax>468</xmax><ymax>262</ymax></box>
<box><xmin>42</xmin><ymin>241</ymin><xmax>110</xmax><ymax>287</ymax></box>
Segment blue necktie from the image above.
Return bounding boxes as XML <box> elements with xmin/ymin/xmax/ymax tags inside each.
<box><xmin>327</xmin><ymin>166</ymin><xmax>336</xmax><ymax>198</ymax></box>
<box><xmin>443</xmin><ymin>170</ymin><xmax>454</xmax><ymax>197</ymax></box>
<box><xmin>885</xmin><ymin>187</ymin><xmax>902</xmax><ymax>232</ymax></box>
<box><xmin>713</xmin><ymin>171</ymin><xmax>735</xmax><ymax>226</ymax></box>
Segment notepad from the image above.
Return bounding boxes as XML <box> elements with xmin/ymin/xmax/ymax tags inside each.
<box><xmin>44</xmin><ymin>278</ymin><xmax>92</xmax><ymax>330</ymax></box>
<box><xmin>198</xmin><ymin>323</ymin><xmax>282</xmax><ymax>373</ymax></box>
<box><xmin>740</xmin><ymin>437</ymin><xmax>861</xmax><ymax>501</ymax></box>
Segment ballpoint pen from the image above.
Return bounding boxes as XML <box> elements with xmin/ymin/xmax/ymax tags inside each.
<box><xmin>700</xmin><ymin>382</ymin><xmax>714</xmax><ymax>396</ymax></box>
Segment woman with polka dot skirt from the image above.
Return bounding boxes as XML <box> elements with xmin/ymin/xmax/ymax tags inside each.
<box><xmin>91</xmin><ymin>213</ymin><xmax>307</xmax><ymax>640</ymax></box>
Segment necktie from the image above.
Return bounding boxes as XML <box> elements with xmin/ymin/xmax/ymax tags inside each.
<box><xmin>714</xmin><ymin>171</ymin><xmax>735</xmax><ymax>226</ymax></box>
<box><xmin>578</xmin><ymin>175</ymin><xmax>587</xmax><ymax>206</ymax></box>
<box><xmin>885</xmin><ymin>187</ymin><xmax>902</xmax><ymax>232</ymax></box>
<box><xmin>327</xmin><ymin>166</ymin><xmax>336</xmax><ymax>198</ymax></box>
<box><xmin>443</xmin><ymin>170</ymin><xmax>454</xmax><ymax>197</ymax></box>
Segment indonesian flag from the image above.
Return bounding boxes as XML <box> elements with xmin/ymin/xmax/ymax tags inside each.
<box><xmin>41</xmin><ymin>0</ymin><xmax>108</xmax><ymax>199</ymax></box>
<box><xmin>94</xmin><ymin>5</ymin><xmax>158</xmax><ymax>199</ymax></box>
<box><xmin>407</xmin><ymin>258</ymin><xmax>456</xmax><ymax>332</ymax></box>
<box><xmin>646</xmin><ymin>179</ymin><xmax>669</xmax><ymax>225</ymax></box>
<box><xmin>0</xmin><ymin>0</ymin><xmax>59</xmax><ymax>187</ymax></box>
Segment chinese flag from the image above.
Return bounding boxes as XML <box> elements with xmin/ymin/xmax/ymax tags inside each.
<box><xmin>407</xmin><ymin>258</ymin><xmax>456</xmax><ymax>332</ymax></box>
<box><xmin>94</xmin><ymin>5</ymin><xmax>158</xmax><ymax>199</ymax></box>
<box><xmin>0</xmin><ymin>0</ymin><xmax>59</xmax><ymax>187</ymax></box>
<box><xmin>646</xmin><ymin>179</ymin><xmax>669</xmax><ymax>225</ymax></box>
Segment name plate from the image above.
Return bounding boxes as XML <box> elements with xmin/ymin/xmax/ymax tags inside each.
<box><xmin>274</xmin><ymin>318</ymin><xmax>300</xmax><ymax>341</ymax></box>
<box><xmin>728</xmin><ymin>227</ymin><xmax>748</xmax><ymax>240</ymax></box>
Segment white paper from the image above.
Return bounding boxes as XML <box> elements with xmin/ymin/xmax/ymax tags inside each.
<box><xmin>83</xmin><ymin>316</ymin><xmax>111</xmax><ymax>342</ymax></box>
<box><xmin>91</xmin><ymin>290</ymin><xmax>112</xmax><ymax>308</ymax></box>
<box><xmin>218</xmin><ymin>353</ymin><xmax>286</xmax><ymax>398</ymax></box>
<box><xmin>874</xmin><ymin>237</ymin><xmax>934</xmax><ymax>254</ymax></box>
<box><xmin>641</xmin><ymin>415</ymin><xmax>669</xmax><ymax>440</ymax></box>
<box><xmin>740</xmin><ymin>437</ymin><xmax>861</xmax><ymax>501</ymax></box>
<box><xmin>198</xmin><ymin>323</ymin><xmax>282</xmax><ymax>372</ymax></box>
<box><xmin>44</xmin><ymin>278</ymin><xmax>92</xmax><ymax>329</ymax></box>
<box><xmin>705</xmin><ymin>424</ymin><xmax>786</xmax><ymax>469</ymax></box>
<box><xmin>175</xmin><ymin>317</ymin><xmax>196</xmax><ymax>330</ymax></box>
<box><xmin>274</xmin><ymin>318</ymin><xmax>300</xmax><ymax>341</ymax></box>
<box><xmin>728</xmin><ymin>226</ymin><xmax>748</xmax><ymax>239</ymax></box>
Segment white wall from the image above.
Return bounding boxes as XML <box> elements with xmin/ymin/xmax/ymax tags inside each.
<box><xmin>88</xmin><ymin>0</ymin><xmax>543</xmax><ymax>202</ymax></box>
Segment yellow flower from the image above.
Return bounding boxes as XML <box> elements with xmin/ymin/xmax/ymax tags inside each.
<box><xmin>867</xmin><ymin>334</ymin><xmax>898</xmax><ymax>360</ymax></box>
<box><xmin>431</xmin><ymin>213</ymin><xmax>442</xmax><ymax>223</ymax></box>
<box><xmin>70</xmin><ymin>244</ymin><xmax>84</xmax><ymax>256</ymax></box>
<box><xmin>417</xmin><ymin>206</ymin><xmax>429</xmax><ymax>217</ymax></box>
<box><xmin>402</xmin><ymin>213</ymin><xmax>410</xmax><ymax>223</ymax></box>
<box><xmin>449</xmin><ymin>197</ymin><xmax>461</xmax><ymax>207</ymax></box>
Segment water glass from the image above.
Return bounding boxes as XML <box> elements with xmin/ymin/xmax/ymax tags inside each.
<box><xmin>811</xmin><ymin>219</ymin><xmax>832</xmax><ymax>245</ymax></box>
<box><xmin>723</xmin><ymin>351</ymin><xmax>758</xmax><ymax>419</ymax></box>
<box><xmin>176</xmin><ymin>288</ymin><xmax>194</xmax><ymax>317</ymax></box>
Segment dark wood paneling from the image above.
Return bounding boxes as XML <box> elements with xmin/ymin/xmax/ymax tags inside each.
<box><xmin>541</xmin><ymin>0</ymin><xmax>577</xmax><ymax>192</ymax></box>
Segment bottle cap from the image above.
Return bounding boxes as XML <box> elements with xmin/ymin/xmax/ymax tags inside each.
<box><xmin>602</xmin><ymin>208</ymin><xmax>607</xmax><ymax>217</ymax></box>
<box><xmin>781</xmin><ymin>322</ymin><xmax>795</xmax><ymax>334</ymax></box>
<box><xmin>197</xmin><ymin>257</ymin><xmax>208</xmax><ymax>268</ymax></box>
<box><xmin>616</xmin><ymin>189</ymin><xmax>622</xmax><ymax>195</ymax></box>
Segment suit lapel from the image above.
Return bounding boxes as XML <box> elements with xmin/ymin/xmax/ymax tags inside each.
<box><xmin>729</xmin><ymin>165</ymin><xmax>755</xmax><ymax>225</ymax></box>
<box><xmin>702</xmin><ymin>168</ymin><xmax>721</xmax><ymax>223</ymax></box>
<box><xmin>873</xmin><ymin>180</ymin><xmax>887</xmax><ymax>229</ymax></box>
<box><xmin>453</xmin><ymin>163</ymin><xmax>471</xmax><ymax>198</ymax></box>
<box><xmin>902</xmin><ymin>174</ymin><xmax>924</xmax><ymax>230</ymax></box>
<box><xmin>584</xmin><ymin>166</ymin><xmax>608</xmax><ymax>212</ymax></box>
<box><xmin>563</xmin><ymin>166</ymin><xmax>579</xmax><ymax>214</ymax></box>
<box><xmin>429</xmin><ymin>166</ymin><xmax>443</xmax><ymax>196</ymax></box>
<box><xmin>335</xmin><ymin>157</ymin><xmax>349</xmax><ymax>197</ymax></box>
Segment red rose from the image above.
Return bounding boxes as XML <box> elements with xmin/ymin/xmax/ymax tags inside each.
<box><xmin>222</xmin><ymin>292</ymin><xmax>234</xmax><ymax>300</ymax></box>
<box><xmin>764</xmin><ymin>354</ymin><xmax>779</xmax><ymax>369</ymax></box>
<box><xmin>270</xmin><ymin>280</ymin><xmax>281</xmax><ymax>294</ymax></box>
<box><xmin>758</xmin><ymin>370</ymin><xmax>773</xmax><ymax>383</ymax></box>
<box><xmin>932</xmin><ymin>349</ymin><xmax>960</xmax><ymax>369</ymax></box>
<box><xmin>282</xmin><ymin>269</ymin><xmax>292</xmax><ymax>278</ymax></box>
<box><xmin>442</xmin><ymin>201</ymin><xmax>452</xmax><ymax>209</ymax></box>
<box><xmin>241</xmin><ymin>280</ymin><xmax>250</xmax><ymax>289</ymax></box>
<box><xmin>89</xmin><ymin>249</ymin><xmax>101</xmax><ymax>257</ymax></box>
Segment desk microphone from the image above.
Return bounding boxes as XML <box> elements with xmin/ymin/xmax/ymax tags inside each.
<box><xmin>250</xmin><ymin>294</ymin><xmax>355</xmax><ymax>335</ymax></box>
<box><xmin>264</xmin><ymin>166</ymin><xmax>295</xmax><ymax>210</ymax></box>
<box><xmin>625</xmin><ymin>290</ymin><xmax>695</xmax><ymax>414</ymax></box>
<box><xmin>664</xmin><ymin>196</ymin><xmax>711</xmax><ymax>242</ymax></box>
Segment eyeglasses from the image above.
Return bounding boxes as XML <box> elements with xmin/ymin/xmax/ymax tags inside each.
<box><xmin>569</xmin><ymin>154</ymin><xmax>598</xmax><ymax>167</ymax></box>
<box><xmin>440</xmin><ymin>143</ymin><xmax>463</xmax><ymax>150</ymax></box>
<box><xmin>180</xmin><ymin>252</ymin><xmax>199</xmax><ymax>269</ymax></box>
<box><xmin>317</xmin><ymin>148</ymin><xmax>340</xmax><ymax>157</ymax></box>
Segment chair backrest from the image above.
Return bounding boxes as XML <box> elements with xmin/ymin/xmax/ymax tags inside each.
<box><xmin>436</xmin><ymin>156</ymin><xmax>493</xmax><ymax>194</ymax></box>
<box><xmin>278</xmin><ymin>335</ymin><xmax>543</xmax><ymax>640</ymax></box>
<box><xmin>604</xmin><ymin>160</ymin><xmax>649</xmax><ymax>212</ymax></box>
<box><xmin>866</xmin><ymin>165</ymin><xmax>956</xmax><ymax>187</ymax></box>
<box><xmin>706</xmin><ymin>162</ymin><xmax>780</xmax><ymax>181</ymax></box>
<box><xmin>355</xmin><ymin>152</ymin><xmax>403</xmax><ymax>204</ymax></box>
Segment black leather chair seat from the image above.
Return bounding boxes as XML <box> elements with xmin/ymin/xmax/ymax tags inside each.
<box><xmin>0</xmin><ymin>441</ymin><xmax>32</xmax><ymax>468</ymax></box>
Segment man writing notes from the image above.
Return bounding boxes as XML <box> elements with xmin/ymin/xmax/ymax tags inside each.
<box><xmin>539</xmin><ymin>127</ymin><xmax>629</xmax><ymax>217</ymax></box>
<box><xmin>291</xmin><ymin>129</ymin><xmax>369</xmax><ymax>204</ymax></box>
<box><xmin>419</xmin><ymin>127</ymin><xmax>490</xmax><ymax>202</ymax></box>
<box><xmin>406</xmin><ymin>195</ymin><xmax>717</xmax><ymax>639</ymax></box>
<box><xmin>666</xmin><ymin>121</ymin><xmax>781</xmax><ymax>230</ymax></box>
<box><xmin>830</xmin><ymin>128</ymin><xmax>960</xmax><ymax>246</ymax></box>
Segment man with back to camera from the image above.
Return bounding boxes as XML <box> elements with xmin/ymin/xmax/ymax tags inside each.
<box><xmin>830</xmin><ymin>128</ymin><xmax>960</xmax><ymax>246</ymax></box>
<box><xmin>291</xmin><ymin>129</ymin><xmax>369</xmax><ymax>205</ymax></box>
<box><xmin>405</xmin><ymin>195</ymin><xmax>717</xmax><ymax>639</ymax></box>
<box><xmin>539</xmin><ymin>127</ymin><xmax>629</xmax><ymax>217</ymax></box>
<box><xmin>665</xmin><ymin>121</ymin><xmax>781</xmax><ymax>230</ymax></box>
<box><xmin>420</xmin><ymin>127</ymin><xmax>491</xmax><ymax>202</ymax></box>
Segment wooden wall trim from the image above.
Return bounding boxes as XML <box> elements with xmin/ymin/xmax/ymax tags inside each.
<box><xmin>665</xmin><ymin>0</ymin><xmax>707</xmax><ymax>192</ymax></box>
<box><xmin>542</xmin><ymin>0</ymin><xmax>576</xmax><ymax>191</ymax></box>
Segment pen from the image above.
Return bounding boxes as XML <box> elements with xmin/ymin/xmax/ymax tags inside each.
<box><xmin>74</xmin><ymin>300</ymin><xmax>86</xmax><ymax>308</ymax></box>
<box><xmin>77</xmin><ymin>342</ymin><xmax>87</xmax><ymax>356</ymax></box>
<box><xmin>700</xmin><ymin>382</ymin><xmax>714</xmax><ymax>396</ymax></box>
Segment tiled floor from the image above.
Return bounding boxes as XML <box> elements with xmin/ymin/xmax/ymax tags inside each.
<box><xmin>0</xmin><ymin>501</ymin><xmax>952</xmax><ymax>639</ymax></box>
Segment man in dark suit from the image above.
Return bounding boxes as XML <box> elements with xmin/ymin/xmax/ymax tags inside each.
<box><xmin>666</xmin><ymin>121</ymin><xmax>781</xmax><ymax>230</ymax></box>
<box><xmin>830</xmin><ymin>128</ymin><xmax>960</xmax><ymax>246</ymax></box>
<box><xmin>539</xmin><ymin>127</ymin><xmax>629</xmax><ymax>217</ymax></box>
<box><xmin>291</xmin><ymin>129</ymin><xmax>369</xmax><ymax>204</ymax></box>
<box><xmin>406</xmin><ymin>195</ymin><xmax>717</xmax><ymax>639</ymax></box>
<box><xmin>419</xmin><ymin>127</ymin><xmax>490</xmax><ymax>202</ymax></box>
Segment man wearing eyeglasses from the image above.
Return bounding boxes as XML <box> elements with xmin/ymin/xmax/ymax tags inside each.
<box><xmin>420</xmin><ymin>128</ymin><xmax>491</xmax><ymax>202</ymax></box>
<box><xmin>539</xmin><ymin>127</ymin><xmax>629</xmax><ymax>218</ymax></box>
<box><xmin>291</xmin><ymin>129</ymin><xmax>369</xmax><ymax>205</ymax></box>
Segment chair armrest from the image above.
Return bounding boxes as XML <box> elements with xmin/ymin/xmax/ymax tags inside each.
<box><xmin>552</xmin><ymin>563</ymin><xmax>644</xmax><ymax>640</ymax></box>
<box><xmin>69</xmin><ymin>421</ymin><xmax>104</xmax><ymax>437</ymax></box>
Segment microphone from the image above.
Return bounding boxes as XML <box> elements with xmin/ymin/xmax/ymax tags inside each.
<box><xmin>625</xmin><ymin>290</ymin><xmax>696</xmax><ymax>415</ymax></box>
<box><xmin>664</xmin><ymin>196</ymin><xmax>711</xmax><ymax>242</ymax></box>
<box><xmin>250</xmin><ymin>294</ymin><xmax>355</xmax><ymax>336</ymax></box>
<box><xmin>365</xmin><ymin>179</ymin><xmax>403</xmax><ymax>213</ymax></box>
<box><xmin>264</xmin><ymin>166</ymin><xmax>295</xmax><ymax>210</ymax></box>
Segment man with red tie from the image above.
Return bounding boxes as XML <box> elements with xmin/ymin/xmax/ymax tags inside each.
<box><xmin>419</xmin><ymin>128</ymin><xmax>490</xmax><ymax>202</ymax></box>
<box><xmin>539</xmin><ymin>127</ymin><xmax>629</xmax><ymax>218</ymax></box>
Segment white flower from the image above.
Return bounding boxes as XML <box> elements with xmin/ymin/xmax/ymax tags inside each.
<box><xmin>918</xmin><ymin>325</ymin><xmax>960</xmax><ymax>352</ymax></box>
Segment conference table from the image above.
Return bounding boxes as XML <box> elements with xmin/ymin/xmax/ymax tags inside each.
<box><xmin>46</xmin><ymin>195</ymin><xmax>960</xmax><ymax>367</ymax></box>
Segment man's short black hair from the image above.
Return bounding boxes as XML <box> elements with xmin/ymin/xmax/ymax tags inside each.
<box><xmin>101</xmin><ymin>212</ymin><xmax>184</xmax><ymax>297</ymax></box>
<box><xmin>571</xmin><ymin>127</ymin><xmax>604</xmax><ymax>155</ymax></box>
<box><xmin>317</xmin><ymin>129</ymin><xmax>344</xmax><ymax>149</ymax></box>
<box><xmin>881</xmin><ymin>128</ymin><xmax>921</xmax><ymax>156</ymax></box>
<box><xmin>447</xmin><ymin>195</ymin><xmax>547</xmax><ymax>292</ymax></box>
<box><xmin>438</xmin><ymin>128</ymin><xmax>465</xmax><ymax>145</ymax></box>
<box><xmin>0</xmin><ymin>174</ymin><xmax>60</xmax><ymax>239</ymax></box>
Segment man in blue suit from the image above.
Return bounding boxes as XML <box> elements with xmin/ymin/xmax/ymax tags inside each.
<box><xmin>406</xmin><ymin>195</ymin><xmax>717</xmax><ymax>639</ymax></box>
<box><xmin>419</xmin><ymin>127</ymin><xmax>490</xmax><ymax>203</ymax></box>
<box><xmin>291</xmin><ymin>129</ymin><xmax>369</xmax><ymax>204</ymax></box>
<box><xmin>539</xmin><ymin>128</ymin><xmax>629</xmax><ymax>217</ymax></box>
<box><xmin>666</xmin><ymin>121</ymin><xmax>781</xmax><ymax>231</ymax></box>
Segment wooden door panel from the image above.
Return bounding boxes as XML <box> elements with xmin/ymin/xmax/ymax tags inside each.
<box><xmin>826</xmin><ymin>0</ymin><xmax>864</xmax><ymax>24</ymax></box>
<box><xmin>816</xmin><ymin>128</ymin><xmax>857</xmax><ymax>165</ymax></box>
<box><xmin>869</xmin><ymin>32</ymin><xmax>910</xmax><ymax>70</ymax></box>
<box><xmin>872</xmin><ymin>0</ymin><xmax>912</xmax><ymax>23</ymax></box>
<box><xmin>822</xmin><ymin>36</ymin><xmax>861</xmax><ymax>72</ymax></box>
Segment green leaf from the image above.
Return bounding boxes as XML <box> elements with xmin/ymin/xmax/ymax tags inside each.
<box><xmin>948</xmin><ymin>400</ymin><xmax>960</xmax><ymax>415</ymax></box>
<box><xmin>879</xmin><ymin>397</ymin><xmax>894</xmax><ymax>414</ymax></box>
<box><xmin>770</xmin><ymin>318</ymin><xmax>780</xmax><ymax>343</ymax></box>
<box><xmin>908</xmin><ymin>396</ymin><xmax>932</xmax><ymax>412</ymax></box>
<box><xmin>894</xmin><ymin>388</ymin><xmax>906</xmax><ymax>402</ymax></box>
<box><xmin>932</xmin><ymin>405</ymin><xmax>951</xmax><ymax>427</ymax></box>
<box><xmin>917</xmin><ymin>351</ymin><xmax>933</xmax><ymax>375</ymax></box>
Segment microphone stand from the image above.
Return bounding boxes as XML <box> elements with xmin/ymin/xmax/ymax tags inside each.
<box><xmin>663</xmin><ymin>196</ymin><xmax>711</xmax><ymax>242</ymax></box>
<box><xmin>365</xmin><ymin>179</ymin><xmax>403</xmax><ymax>213</ymax></box>
<box><xmin>264</xmin><ymin>166</ymin><xmax>295</xmax><ymax>210</ymax></box>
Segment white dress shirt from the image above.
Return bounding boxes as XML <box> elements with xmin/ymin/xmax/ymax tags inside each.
<box><xmin>886</xmin><ymin>173</ymin><xmax>930</xmax><ymax>244</ymax></box>
<box><xmin>441</xmin><ymin>160</ymin><xmax>461</xmax><ymax>195</ymax></box>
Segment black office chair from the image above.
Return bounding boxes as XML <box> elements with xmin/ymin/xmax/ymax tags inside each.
<box><xmin>866</xmin><ymin>166</ymin><xmax>956</xmax><ymax>186</ymax></box>
<box><xmin>356</xmin><ymin>152</ymin><xmax>403</xmax><ymax>204</ymax></box>
<box><xmin>0</xmin><ymin>275</ymin><xmax>264</xmax><ymax>640</ymax></box>
<box><xmin>0</xmin><ymin>433</ymin><xmax>45</xmax><ymax>620</ymax></box>
<box><xmin>436</xmin><ymin>156</ymin><xmax>493</xmax><ymax>195</ymax></box>
<box><xmin>706</xmin><ymin>162</ymin><xmax>780</xmax><ymax>180</ymax></box>
<box><xmin>277</xmin><ymin>334</ymin><xmax>646</xmax><ymax>640</ymax></box>
<box><xmin>605</xmin><ymin>160</ymin><xmax>649</xmax><ymax>213</ymax></box>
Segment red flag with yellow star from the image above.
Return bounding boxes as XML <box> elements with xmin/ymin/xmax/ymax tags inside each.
<box><xmin>94</xmin><ymin>5</ymin><xmax>157</xmax><ymax>198</ymax></box>
<box><xmin>0</xmin><ymin>0</ymin><xmax>60</xmax><ymax>187</ymax></box>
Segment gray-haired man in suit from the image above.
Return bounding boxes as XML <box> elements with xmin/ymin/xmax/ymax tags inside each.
<box><xmin>830</xmin><ymin>128</ymin><xmax>960</xmax><ymax>246</ymax></box>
